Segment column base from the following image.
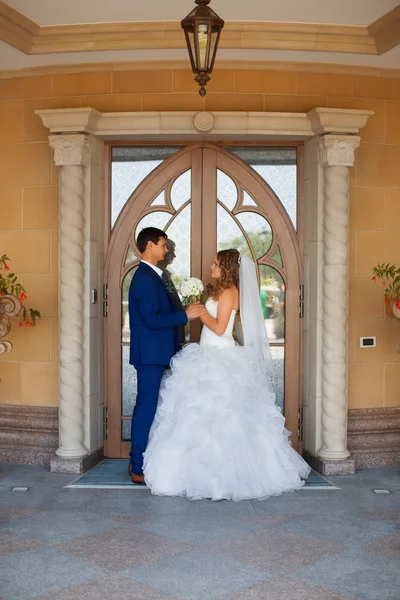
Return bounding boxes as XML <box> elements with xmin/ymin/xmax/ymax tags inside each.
<box><xmin>318</xmin><ymin>448</ymin><xmax>350</xmax><ymax>461</ymax></box>
<box><xmin>304</xmin><ymin>451</ymin><xmax>356</xmax><ymax>476</ymax></box>
<box><xmin>56</xmin><ymin>445</ymin><xmax>89</xmax><ymax>459</ymax></box>
<box><xmin>50</xmin><ymin>448</ymin><xmax>103</xmax><ymax>474</ymax></box>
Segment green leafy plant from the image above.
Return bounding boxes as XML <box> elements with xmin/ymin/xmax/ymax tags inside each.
<box><xmin>371</xmin><ymin>262</ymin><xmax>400</xmax><ymax>309</ymax></box>
<box><xmin>0</xmin><ymin>254</ymin><xmax>41</xmax><ymax>327</ymax></box>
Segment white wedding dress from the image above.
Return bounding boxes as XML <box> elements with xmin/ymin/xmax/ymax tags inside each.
<box><xmin>143</xmin><ymin>298</ymin><xmax>311</xmax><ymax>501</ymax></box>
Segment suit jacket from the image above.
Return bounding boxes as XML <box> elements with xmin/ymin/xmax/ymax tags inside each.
<box><xmin>129</xmin><ymin>262</ymin><xmax>188</xmax><ymax>368</ymax></box>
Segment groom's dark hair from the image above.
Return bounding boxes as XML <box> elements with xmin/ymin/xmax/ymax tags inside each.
<box><xmin>137</xmin><ymin>227</ymin><xmax>168</xmax><ymax>253</ymax></box>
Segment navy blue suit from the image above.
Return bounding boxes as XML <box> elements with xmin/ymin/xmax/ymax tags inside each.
<box><xmin>128</xmin><ymin>261</ymin><xmax>188</xmax><ymax>474</ymax></box>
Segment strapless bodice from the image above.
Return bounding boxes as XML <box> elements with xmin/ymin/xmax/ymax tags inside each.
<box><xmin>199</xmin><ymin>298</ymin><xmax>236</xmax><ymax>348</ymax></box>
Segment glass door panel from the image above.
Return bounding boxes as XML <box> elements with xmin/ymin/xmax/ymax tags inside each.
<box><xmin>259</xmin><ymin>265</ymin><xmax>285</xmax><ymax>344</ymax></box>
<box><xmin>236</xmin><ymin>212</ymin><xmax>273</xmax><ymax>259</ymax></box>
<box><xmin>217</xmin><ymin>204</ymin><xmax>252</xmax><ymax>258</ymax></box>
<box><xmin>111</xmin><ymin>146</ymin><xmax>183</xmax><ymax>228</ymax></box>
<box><xmin>164</xmin><ymin>204</ymin><xmax>192</xmax><ymax>290</ymax></box>
<box><xmin>217</xmin><ymin>169</ymin><xmax>238</xmax><ymax>210</ymax></box>
<box><xmin>170</xmin><ymin>170</ymin><xmax>191</xmax><ymax>210</ymax></box>
<box><xmin>225</xmin><ymin>147</ymin><xmax>297</xmax><ymax>229</ymax></box>
<box><xmin>214</xmin><ymin>150</ymin><xmax>291</xmax><ymax>419</ymax></box>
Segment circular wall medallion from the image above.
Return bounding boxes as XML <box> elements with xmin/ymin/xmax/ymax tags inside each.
<box><xmin>193</xmin><ymin>112</ymin><xmax>215</xmax><ymax>133</ymax></box>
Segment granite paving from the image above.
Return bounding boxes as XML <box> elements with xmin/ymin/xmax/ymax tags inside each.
<box><xmin>0</xmin><ymin>463</ymin><xmax>399</xmax><ymax>600</ymax></box>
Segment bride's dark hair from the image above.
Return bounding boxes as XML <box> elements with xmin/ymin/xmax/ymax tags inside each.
<box><xmin>212</xmin><ymin>248</ymin><xmax>240</xmax><ymax>300</ymax></box>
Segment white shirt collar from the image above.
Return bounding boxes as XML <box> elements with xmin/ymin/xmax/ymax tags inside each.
<box><xmin>141</xmin><ymin>260</ymin><xmax>163</xmax><ymax>278</ymax></box>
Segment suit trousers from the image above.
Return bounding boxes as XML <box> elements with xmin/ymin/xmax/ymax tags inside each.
<box><xmin>130</xmin><ymin>364</ymin><xmax>166</xmax><ymax>475</ymax></box>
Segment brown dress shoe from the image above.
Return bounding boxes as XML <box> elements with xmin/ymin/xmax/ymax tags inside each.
<box><xmin>131</xmin><ymin>472</ymin><xmax>145</xmax><ymax>484</ymax></box>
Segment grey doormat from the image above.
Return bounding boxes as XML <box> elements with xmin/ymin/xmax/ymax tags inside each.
<box><xmin>65</xmin><ymin>459</ymin><xmax>339</xmax><ymax>490</ymax></box>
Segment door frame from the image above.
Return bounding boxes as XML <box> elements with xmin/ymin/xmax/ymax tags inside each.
<box><xmin>103</xmin><ymin>141</ymin><xmax>304</xmax><ymax>457</ymax></box>
<box><xmin>35</xmin><ymin>106</ymin><xmax>370</xmax><ymax>472</ymax></box>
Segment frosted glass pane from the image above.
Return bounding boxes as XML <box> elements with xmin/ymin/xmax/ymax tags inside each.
<box><xmin>170</xmin><ymin>170</ymin><xmax>191</xmax><ymax>210</ymax></box>
<box><xmin>164</xmin><ymin>204</ymin><xmax>191</xmax><ymax>290</ymax></box>
<box><xmin>124</xmin><ymin>246</ymin><xmax>137</xmax><ymax>266</ymax></box>
<box><xmin>112</xmin><ymin>161</ymin><xmax>161</xmax><ymax>227</ymax></box>
<box><xmin>122</xmin><ymin>419</ymin><xmax>131</xmax><ymax>441</ymax></box>
<box><xmin>243</xmin><ymin>190</ymin><xmax>258</xmax><ymax>207</ymax></box>
<box><xmin>270</xmin><ymin>245</ymin><xmax>283</xmax><ymax>267</ymax></box>
<box><xmin>271</xmin><ymin>346</ymin><xmax>284</xmax><ymax>412</ymax></box>
<box><xmin>236</xmin><ymin>212</ymin><xmax>272</xmax><ymax>259</ymax></box>
<box><xmin>259</xmin><ymin>265</ymin><xmax>285</xmax><ymax>343</ymax></box>
<box><xmin>253</xmin><ymin>164</ymin><xmax>297</xmax><ymax>228</ymax></box>
<box><xmin>135</xmin><ymin>211</ymin><xmax>171</xmax><ymax>238</ymax></box>
<box><xmin>162</xmin><ymin>206</ymin><xmax>191</xmax><ymax>344</ymax></box>
<box><xmin>122</xmin><ymin>347</ymin><xmax>137</xmax><ymax>419</ymax></box>
<box><xmin>217</xmin><ymin>204</ymin><xmax>251</xmax><ymax>258</ymax></box>
<box><xmin>217</xmin><ymin>170</ymin><xmax>237</xmax><ymax>210</ymax></box>
<box><xmin>226</xmin><ymin>147</ymin><xmax>297</xmax><ymax>228</ymax></box>
<box><xmin>122</xmin><ymin>267</ymin><xmax>137</xmax><ymax>344</ymax></box>
<box><xmin>150</xmin><ymin>191</ymin><xmax>166</xmax><ymax>206</ymax></box>
<box><xmin>111</xmin><ymin>146</ymin><xmax>181</xmax><ymax>228</ymax></box>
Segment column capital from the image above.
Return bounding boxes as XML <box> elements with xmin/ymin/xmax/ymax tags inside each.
<box><xmin>49</xmin><ymin>134</ymin><xmax>91</xmax><ymax>167</ymax></box>
<box><xmin>319</xmin><ymin>134</ymin><xmax>360</xmax><ymax>168</ymax></box>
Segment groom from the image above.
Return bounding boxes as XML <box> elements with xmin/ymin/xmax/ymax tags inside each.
<box><xmin>128</xmin><ymin>227</ymin><xmax>203</xmax><ymax>483</ymax></box>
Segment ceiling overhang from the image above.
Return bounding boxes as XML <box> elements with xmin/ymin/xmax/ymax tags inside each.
<box><xmin>1</xmin><ymin>1</ymin><xmax>399</xmax><ymax>57</ymax></box>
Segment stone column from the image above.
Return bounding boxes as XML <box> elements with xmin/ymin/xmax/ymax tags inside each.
<box><xmin>49</xmin><ymin>134</ymin><xmax>90</xmax><ymax>463</ymax></box>
<box><xmin>317</xmin><ymin>134</ymin><xmax>360</xmax><ymax>473</ymax></box>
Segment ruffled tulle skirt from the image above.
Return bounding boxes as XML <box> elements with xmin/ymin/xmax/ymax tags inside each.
<box><xmin>143</xmin><ymin>343</ymin><xmax>311</xmax><ymax>501</ymax></box>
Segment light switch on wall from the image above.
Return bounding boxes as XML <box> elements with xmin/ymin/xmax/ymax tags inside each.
<box><xmin>360</xmin><ymin>337</ymin><xmax>376</xmax><ymax>348</ymax></box>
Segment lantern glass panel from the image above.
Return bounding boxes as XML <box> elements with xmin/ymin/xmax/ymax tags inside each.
<box><xmin>186</xmin><ymin>29</ymin><xmax>197</xmax><ymax>71</ymax></box>
<box><xmin>209</xmin><ymin>29</ymin><xmax>219</xmax><ymax>71</ymax></box>
<box><xmin>197</xmin><ymin>22</ymin><xmax>209</xmax><ymax>69</ymax></box>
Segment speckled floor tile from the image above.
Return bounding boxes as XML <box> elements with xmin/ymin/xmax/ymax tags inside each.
<box><xmin>219</xmin><ymin>576</ymin><xmax>358</xmax><ymax>600</ymax></box>
<box><xmin>53</xmin><ymin>525</ymin><xmax>193</xmax><ymax>571</ymax></box>
<box><xmin>208</xmin><ymin>529</ymin><xmax>345</xmax><ymax>572</ymax></box>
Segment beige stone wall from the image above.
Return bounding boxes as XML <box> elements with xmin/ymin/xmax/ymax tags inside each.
<box><xmin>0</xmin><ymin>67</ymin><xmax>399</xmax><ymax>408</ymax></box>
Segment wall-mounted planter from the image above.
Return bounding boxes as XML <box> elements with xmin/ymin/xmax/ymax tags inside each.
<box><xmin>0</xmin><ymin>294</ymin><xmax>22</xmax><ymax>354</ymax></box>
<box><xmin>386</xmin><ymin>298</ymin><xmax>400</xmax><ymax>320</ymax></box>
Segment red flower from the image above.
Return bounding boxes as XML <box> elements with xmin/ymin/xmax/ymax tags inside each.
<box><xmin>0</xmin><ymin>292</ymin><xmax>3</xmax><ymax>296</ymax></box>
<box><xmin>371</xmin><ymin>276</ymin><xmax>376</xmax><ymax>281</ymax></box>
<box><xmin>382</xmin><ymin>281</ymin><xmax>386</xmax><ymax>286</ymax></box>
<box><xmin>17</xmin><ymin>321</ymin><xmax>24</xmax><ymax>327</ymax></box>
<box><xmin>3</xmin><ymin>263</ymin><xmax>10</xmax><ymax>271</ymax></box>
<box><xmin>19</xmin><ymin>291</ymin><xmax>28</xmax><ymax>301</ymax></box>
<box><xmin>395</xmin><ymin>300</ymin><xmax>400</xmax><ymax>310</ymax></box>
<box><xmin>384</xmin><ymin>297</ymin><xmax>389</xmax><ymax>304</ymax></box>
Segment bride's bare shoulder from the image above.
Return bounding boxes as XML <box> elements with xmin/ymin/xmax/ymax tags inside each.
<box><xmin>219</xmin><ymin>286</ymin><xmax>238</xmax><ymax>297</ymax></box>
<box><xmin>219</xmin><ymin>286</ymin><xmax>239</xmax><ymax>308</ymax></box>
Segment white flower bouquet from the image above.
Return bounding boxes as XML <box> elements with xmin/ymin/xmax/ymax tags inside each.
<box><xmin>180</xmin><ymin>277</ymin><xmax>205</xmax><ymax>307</ymax></box>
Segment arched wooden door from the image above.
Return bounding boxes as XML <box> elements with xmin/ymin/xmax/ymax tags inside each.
<box><xmin>104</xmin><ymin>143</ymin><xmax>303</xmax><ymax>457</ymax></box>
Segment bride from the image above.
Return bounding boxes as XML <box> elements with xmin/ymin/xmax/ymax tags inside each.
<box><xmin>143</xmin><ymin>248</ymin><xmax>311</xmax><ymax>501</ymax></box>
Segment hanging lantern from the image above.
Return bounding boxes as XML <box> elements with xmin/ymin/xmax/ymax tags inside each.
<box><xmin>181</xmin><ymin>0</ymin><xmax>225</xmax><ymax>97</ymax></box>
